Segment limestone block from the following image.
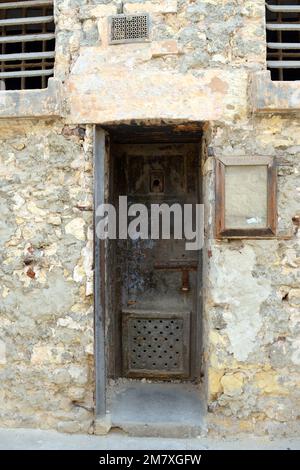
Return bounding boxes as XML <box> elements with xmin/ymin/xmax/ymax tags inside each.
<box><xmin>57</xmin><ymin>317</ymin><xmax>82</xmax><ymax>330</ymax></box>
<box><xmin>254</xmin><ymin>371</ymin><xmax>289</xmax><ymax>396</ymax></box>
<box><xmin>68</xmin><ymin>365</ymin><xmax>88</xmax><ymax>385</ymax></box>
<box><xmin>94</xmin><ymin>414</ymin><xmax>112</xmax><ymax>436</ymax></box>
<box><xmin>80</xmin><ymin>5</ymin><xmax>118</xmax><ymax>20</ymax></box>
<box><xmin>31</xmin><ymin>346</ymin><xmax>65</xmax><ymax>365</ymax></box>
<box><xmin>27</xmin><ymin>202</ymin><xmax>46</xmax><ymax>217</ymax></box>
<box><xmin>67</xmin><ymin>47</ymin><xmax>248</xmax><ymax>124</ymax></box>
<box><xmin>65</xmin><ymin>218</ymin><xmax>86</xmax><ymax>241</ymax></box>
<box><xmin>291</xmin><ymin>340</ymin><xmax>300</xmax><ymax>366</ymax></box>
<box><xmin>12</xmin><ymin>143</ymin><xmax>25</xmax><ymax>151</ymax></box>
<box><xmin>48</xmin><ymin>215</ymin><xmax>62</xmax><ymax>226</ymax></box>
<box><xmin>221</xmin><ymin>373</ymin><xmax>244</xmax><ymax>397</ymax></box>
<box><xmin>124</xmin><ymin>1</ymin><xmax>177</xmax><ymax>15</ymax></box>
<box><xmin>0</xmin><ymin>340</ymin><xmax>6</xmax><ymax>365</ymax></box>
<box><xmin>0</xmin><ymin>78</ymin><xmax>63</xmax><ymax>119</ymax></box>
<box><xmin>208</xmin><ymin>369</ymin><xmax>224</xmax><ymax>399</ymax></box>
<box><xmin>56</xmin><ymin>421</ymin><xmax>82</xmax><ymax>434</ymax></box>
<box><xmin>251</xmin><ymin>71</ymin><xmax>300</xmax><ymax>113</ymax></box>
<box><xmin>289</xmin><ymin>289</ymin><xmax>300</xmax><ymax>305</ymax></box>
<box><xmin>151</xmin><ymin>40</ymin><xmax>179</xmax><ymax>57</ymax></box>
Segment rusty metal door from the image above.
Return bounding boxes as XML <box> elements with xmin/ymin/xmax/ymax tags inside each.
<box><xmin>113</xmin><ymin>143</ymin><xmax>201</xmax><ymax>380</ymax></box>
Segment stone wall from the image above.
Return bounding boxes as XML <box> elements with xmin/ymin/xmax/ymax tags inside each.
<box><xmin>0</xmin><ymin>0</ymin><xmax>299</xmax><ymax>436</ymax></box>
<box><xmin>204</xmin><ymin>117</ymin><xmax>300</xmax><ymax>436</ymax></box>
<box><xmin>0</xmin><ymin>121</ymin><xmax>95</xmax><ymax>433</ymax></box>
<box><xmin>54</xmin><ymin>0</ymin><xmax>266</xmax><ymax>81</ymax></box>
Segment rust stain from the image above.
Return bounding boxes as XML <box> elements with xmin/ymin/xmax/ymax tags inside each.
<box><xmin>208</xmin><ymin>77</ymin><xmax>229</xmax><ymax>94</ymax></box>
<box><xmin>174</xmin><ymin>123</ymin><xmax>201</xmax><ymax>133</ymax></box>
<box><xmin>26</xmin><ymin>268</ymin><xmax>36</xmax><ymax>279</ymax></box>
<box><xmin>277</xmin><ymin>336</ymin><xmax>287</xmax><ymax>342</ymax></box>
<box><xmin>62</xmin><ymin>126</ymin><xmax>85</xmax><ymax>138</ymax></box>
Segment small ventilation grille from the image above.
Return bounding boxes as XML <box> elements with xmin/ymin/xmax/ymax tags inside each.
<box><xmin>109</xmin><ymin>14</ymin><xmax>149</xmax><ymax>44</ymax></box>
<box><xmin>0</xmin><ymin>0</ymin><xmax>55</xmax><ymax>90</ymax></box>
<box><xmin>266</xmin><ymin>1</ymin><xmax>300</xmax><ymax>81</ymax></box>
<box><xmin>122</xmin><ymin>312</ymin><xmax>190</xmax><ymax>379</ymax></box>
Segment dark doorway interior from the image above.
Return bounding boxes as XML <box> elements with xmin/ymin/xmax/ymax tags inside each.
<box><xmin>104</xmin><ymin>124</ymin><xmax>203</xmax><ymax>383</ymax></box>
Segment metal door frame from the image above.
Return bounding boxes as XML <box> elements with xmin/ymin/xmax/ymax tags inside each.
<box><xmin>93</xmin><ymin>124</ymin><xmax>204</xmax><ymax>420</ymax></box>
<box><xmin>94</xmin><ymin>127</ymin><xmax>108</xmax><ymax>419</ymax></box>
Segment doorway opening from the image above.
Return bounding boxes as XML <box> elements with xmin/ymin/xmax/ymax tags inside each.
<box><xmin>94</xmin><ymin>122</ymin><xmax>206</xmax><ymax>436</ymax></box>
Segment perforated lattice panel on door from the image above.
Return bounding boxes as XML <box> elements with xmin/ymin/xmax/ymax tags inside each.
<box><xmin>109</xmin><ymin>14</ymin><xmax>150</xmax><ymax>44</ymax></box>
<box><xmin>122</xmin><ymin>311</ymin><xmax>190</xmax><ymax>379</ymax></box>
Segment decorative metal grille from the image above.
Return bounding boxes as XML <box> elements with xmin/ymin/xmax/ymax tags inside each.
<box><xmin>122</xmin><ymin>311</ymin><xmax>190</xmax><ymax>379</ymax></box>
<box><xmin>109</xmin><ymin>14</ymin><xmax>149</xmax><ymax>44</ymax></box>
<box><xmin>266</xmin><ymin>1</ymin><xmax>300</xmax><ymax>80</ymax></box>
<box><xmin>0</xmin><ymin>0</ymin><xmax>55</xmax><ymax>90</ymax></box>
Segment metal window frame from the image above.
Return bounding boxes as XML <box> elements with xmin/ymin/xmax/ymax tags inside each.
<box><xmin>0</xmin><ymin>0</ymin><xmax>55</xmax><ymax>90</ymax></box>
<box><xmin>266</xmin><ymin>1</ymin><xmax>300</xmax><ymax>80</ymax></box>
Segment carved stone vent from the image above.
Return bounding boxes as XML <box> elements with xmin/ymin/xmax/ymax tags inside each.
<box><xmin>122</xmin><ymin>311</ymin><xmax>190</xmax><ymax>379</ymax></box>
<box><xmin>109</xmin><ymin>14</ymin><xmax>149</xmax><ymax>44</ymax></box>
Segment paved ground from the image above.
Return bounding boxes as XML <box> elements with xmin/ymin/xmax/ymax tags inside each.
<box><xmin>0</xmin><ymin>428</ymin><xmax>299</xmax><ymax>450</ymax></box>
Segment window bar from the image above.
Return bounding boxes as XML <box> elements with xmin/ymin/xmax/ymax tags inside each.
<box><xmin>278</xmin><ymin>1</ymin><xmax>283</xmax><ymax>81</ymax></box>
<box><xmin>0</xmin><ymin>1</ymin><xmax>55</xmax><ymax>90</ymax></box>
<box><xmin>21</xmin><ymin>7</ymin><xmax>26</xmax><ymax>90</ymax></box>
<box><xmin>297</xmin><ymin>0</ymin><xmax>300</xmax><ymax>71</ymax></box>
<box><xmin>42</xmin><ymin>4</ymin><xmax>46</xmax><ymax>88</ymax></box>
<box><xmin>0</xmin><ymin>69</ymin><xmax>54</xmax><ymax>78</ymax></box>
<box><xmin>0</xmin><ymin>33</ymin><xmax>55</xmax><ymax>44</ymax></box>
<box><xmin>1</xmin><ymin>6</ymin><xmax>6</xmax><ymax>90</ymax></box>
<box><xmin>266</xmin><ymin>1</ymin><xmax>300</xmax><ymax>80</ymax></box>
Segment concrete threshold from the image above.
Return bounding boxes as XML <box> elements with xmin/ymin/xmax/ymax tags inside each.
<box><xmin>109</xmin><ymin>382</ymin><xmax>205</xmax><ymax>438</ymax></box>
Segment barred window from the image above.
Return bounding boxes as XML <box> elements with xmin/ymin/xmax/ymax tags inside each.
<box><xmin>266</xmin><ymin>1</ymin><xmax>300</xmax><ymax>81</ymax></box>
<box><xmin>0</xmin><ymin>0</ymin><xmax>55</xmax><ymax>90</ymax></box>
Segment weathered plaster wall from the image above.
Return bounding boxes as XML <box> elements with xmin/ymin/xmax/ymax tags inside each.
<box><xmin>0</xmin><ymin>0</ymin><xmax>299</xmax><ymax>436</ymax></box>
<box><xmin>64</xmin><ymin>0</ymin><xmax>264</xmax><ymax>123</ymax></box>
<box><xmin>0</xmin><ymin>79</ymin><xmax>63</xmax><ymax>119</ymax></box>
<box><xmin>0</xmin><ymin>121</ymin><xmax>95</xmax><ymax>433</ymax></box>
<box><xmin>204</xmin><ymin>117</ymin><xmax>300</xmax><ymax>436</ymax></box>
<box><xmin>54</xmin><ymin>0</ymin><xmax>266</xmax><ymax>83</ymax></box>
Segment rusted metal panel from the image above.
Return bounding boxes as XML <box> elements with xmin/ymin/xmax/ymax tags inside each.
<box><xmin>154</xmin><ymin>263</ymin><xmax>198</xmax><ymax>293</ymax></box>
<box><xmin>109</xmin><ymin>142</ymin><xmax>201</xmax><ymax>380</ymax></box>
<box><xmin>0</xmin><ymin>1</ymin><xmax>53</xmax><ymax>9</ymax></box>
<box><xmin>101</xmin><ymin>122</ymin><xmax>204</xmax><ymax>144</ymax></box>
<box><xmin>122</xmin><ymin>310</ymin><xmax>191</xmax><ymax>379</ymax></box>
